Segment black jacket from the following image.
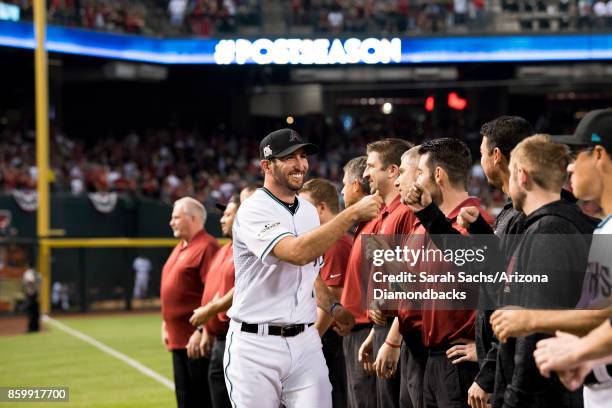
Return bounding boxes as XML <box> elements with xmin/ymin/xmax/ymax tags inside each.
<box><xmin>493</xmin><ymin>199</ymin><xmax>598</xmax><ymax>408</ymax></box>
<box><xmin>471</xmin><ymin>201</ymin><xmax>524</xmax><ymax>393</ymax></box>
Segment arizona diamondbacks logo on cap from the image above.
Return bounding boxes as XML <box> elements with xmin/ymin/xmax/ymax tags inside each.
<box><xmin>289</xmin><ymin>130</ymin><xmax>302</xmax><ymax>142</ymax></box>
<box><xmin>263</xmin><ymin>144</ymin><xmax>273</xmax><ymax>158</ymax></box>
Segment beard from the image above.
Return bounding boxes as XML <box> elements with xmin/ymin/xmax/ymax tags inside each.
<box><xmin>272</xmin><ymin>165</ymin><xmax>304</xmax><ymax>192</ymax></box>
<box><xmin>485</xmin><ymin>168</ymin><xmax>505</xmax><ymax>191</ymax></box>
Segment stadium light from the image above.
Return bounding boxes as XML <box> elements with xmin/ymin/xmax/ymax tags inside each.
<box><xmin>425</xmin><ymin>96</ymin><xmax>435</xmax><ymax>112</ymax></box>
<box><xmin>448</xmin><ymin>92</ymin><xmax>467</xmax><ymax>111</ymax></box>
<box><xmin>381</xmin><ymin>102</ymin><xmax>393</xmax><ymax>115</ymax></box>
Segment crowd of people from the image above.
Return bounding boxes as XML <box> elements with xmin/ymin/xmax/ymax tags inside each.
<box><xmin>8</xmin><ymin>0</ymin><xmax>262</xmax><ymax>37</ymax></box>
<box><xmin>158</xmin><ymin>110</ymin><xmax>612</xmax><ymax>408</ymax></box>
<box><xmin>6</xmin><ymin>0</ymin><xmax>612</xmax><ymax>37</ymax></box>
<box><xmin>286</xmin><ymin>0</ymin><xmax>612</xmax><ymax>34</ymax></box>
<box><xmin>0</xmin><ymin>116</ymin><xmax>511</xmax><ymax>215</ymax></box>
<box><xmin>286</xmin><ymin>0</ymin><xmax>490</xmax><ymax>34</ymax></box>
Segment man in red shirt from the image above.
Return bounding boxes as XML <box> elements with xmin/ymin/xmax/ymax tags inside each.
<box><xmin>182</xmin><ymin>194</ymin><xmax>238</xmax><ymax>408</ymax></box>
<box><xmin>403</xmin><ymin>138</ymin><xmax>492</xmax><ymax>408</ymax></box>
<box><xmin>300</xmin><ymin>178</ymin><xmax>354</xmax><ymax>408</ymax></box>
<box><xmin>358</xmin><ymin>138</ymin><xmax>416</xmax><ymax>408</ymax></box>
<box><xmin>339</xmin><ymin>156</ymin><xmax>381</xmax><ymax>408</ymax></box>
<box><xmin>375</xmin><ymin>145</ymin><xmax>426</xmax><ymax>408</ymax></box>
<box><xmin>188</xmin><ymin>187</ymin><xmax>257</xmax><ymax>408</ymax></box>
<box><xmin>161</xmin><ymin>196</ymin><xmax>219</xmax><ymax>408</ymax></box>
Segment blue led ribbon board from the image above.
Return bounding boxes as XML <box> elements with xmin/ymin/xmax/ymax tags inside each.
<box><xmin>1</xmin><ymin>21</ymin><xmax>612</xmax><ymax>65</ymax></box>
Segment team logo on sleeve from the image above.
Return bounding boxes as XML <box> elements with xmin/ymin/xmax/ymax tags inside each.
<box><xmin>257</xmin><ymin>222</ymin><xmax>281</xmax><ymax>238</ymax></box>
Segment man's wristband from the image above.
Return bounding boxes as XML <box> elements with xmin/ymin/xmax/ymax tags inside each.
<box><xmin>329</xmin><ymin>302</ymin><xmax>342</xmax><ymax>316</ymax></box>
<box><xmin>385</xmin><ymin>340</ymin><xmax>401</xmax><ymax>349</ymax></box>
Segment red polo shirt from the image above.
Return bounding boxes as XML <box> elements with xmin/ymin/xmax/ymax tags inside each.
<box><xmin>202</xmin><ymin>243</ymin><xmax>235</xmax><ymax>337</ymax></box>
<box><xmin>370</xmin><ymin>194</ymin><xmax>418</xmax><ymax>314</ymax></box>
<box><xmin>161</xmin><ymin>230</ymin><xmax>220</xmax><ymax>349</ymax></box>
<box><xmin>321</xmin><ymin>233</ymin><xmax>353</xmax><ymax>287</ymax></box>
<box><xmin>341</xmin><ymin>217</ymin><xmax>382</xmax><ymax>324</ymax></box>
<box><xmin>401</xmin><ymin>197</ymin><xmax>492</xmax><ymax>348</ymax></box>
<box><xmin>215</xmin><ymin>244</ymin><xmax>235</xmax><ymax>325</ymax></box>
<box><xmin>378</xmin><ymin>195</ymin><xmax>417</xmax><ymax>236</ymax></box>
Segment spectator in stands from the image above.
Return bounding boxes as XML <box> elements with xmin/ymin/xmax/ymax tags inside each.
<box><xmin>169</xmin><ymin>0</ymin><xmax>188</xmax><ymax>27</ymax></box>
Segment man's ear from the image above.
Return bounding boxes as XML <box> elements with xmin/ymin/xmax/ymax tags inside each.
<box><xmin>492</xmin><ymin>147</ymin><xmax>505</xmax><ymax>167</ymax></box>
<box><xmin>434</xmin><ymin>166</ymin><xmax>446</xmax><ymax>186</ymax></box>
<box><xmin>261</xmin><ymin>159</ymin><xmax>271</xmax><ymax>173</ymax></box>
<box><xmin>518</xmin><ymin>167</ymin><xmax>530</xmax><ymax>189</ymax></box>
<box><xmin>387</xmin><ymin>164</ymin><xmax>399</xmax><ymax>179</ymax></box>
<box><xmin>351</xmin><ymin>179</ymin><xmax>360</xmax><ymax>193</ymax></box>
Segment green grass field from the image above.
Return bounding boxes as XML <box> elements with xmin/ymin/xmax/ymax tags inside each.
<box><xmin>0</xmin><ymin>313</ymin><xmax>176</xmax><ymax>407</ymax></box>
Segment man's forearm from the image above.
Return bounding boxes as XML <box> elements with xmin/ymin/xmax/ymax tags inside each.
<box><xmin>386</xmin><ymin>318</ymin><xmax>403</xmax><ymax>344</ymax></box>
<box><xmin>274</xmin><ymin>208</ymin><xmax>358</xmax><ymax>266</ymax></box>
<box><xmin>316</xmin><ymin>307</ymin><xmax>334</xmax><ymax>334</ymax></box>
<box><xmin>211</xmin><ymin>288</ymin><xmax>234</xmax><ymax>314</ymax></box>
<box><xmin>530</xmin><ymin>309</ymin><xmax>611</xmax><ymax>336</ymax></box>
<box><xmin>573</xmin><ymin>319</ymin><xmax>612</xmax><ymax>363</ymax></box>
<box><xmin>315</xmin><ymin>275</ymin><xmax>340</xmax><ymax>313</ymax></box>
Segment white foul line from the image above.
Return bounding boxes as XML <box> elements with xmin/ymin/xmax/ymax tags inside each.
<box><xmin>42</xmin><ymin>315</ymin><xmax>175</xmax><ymax>391</ymax></box>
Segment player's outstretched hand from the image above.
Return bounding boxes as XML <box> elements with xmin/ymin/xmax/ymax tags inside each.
<box><xmin>190</xmin><ymin>303</ymin><xmax>214</xmax><ymax>327</ymax></box>
<box><xmin>533</xmin><ymin>331</ymin><xmax>582</xmax><ymax>378</ymax></box>
<box><xmin>404</xmin><ymin>183</ymin><xmax>432</xmax><ymax>212</ymax></box>
<box><xmin>332</xmin><ymin>306</ymin><xmax>356</xmax><ymax>336</ymax></box>
<box><xmin>351</xmin><ymin>191</ymin><xmax>383</xmax><ymax>223</ymax></box>
<box><xmin>186</xmin><ymin>330</ymin><xmax>202</xmax><ymax>359</ymax></box>
<box><xmin>490</xmin><ymin>307</ymin><xmax>535</xmax><ymax>343</ymax></box>
<box><xmin>458</xmin><ymin>206</ymin><xmax>480</xmax><ymax>230</ymax></box>
<box><xmin>375</xmin><ymin>342</ymin><xmax>400</xmax><ymax>379</ymax></box>
<box><xmin>446</xmin><ymin>339</ymin><xmax>477</xmax><ymax>364</ymax></box>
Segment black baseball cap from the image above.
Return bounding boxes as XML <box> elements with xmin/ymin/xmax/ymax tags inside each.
<box><xmin>259</xmin><ymin>128</ymin><xmax>319</xmax><ymax>160</ymax></box>
<box><xmin>553</xmin><ymin>109</ymin><xmax>612</xmax><ymax>152</ymax></box>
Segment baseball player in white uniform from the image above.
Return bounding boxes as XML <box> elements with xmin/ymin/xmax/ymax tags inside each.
<box><xmin>224</xmin><ymin>128</ymin><xmax>382</xmax><ymax>408</ymax></box>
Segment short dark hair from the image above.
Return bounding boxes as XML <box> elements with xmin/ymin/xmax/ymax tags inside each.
<box><xmin>418</xmin><ymin>138</ymin><xmax>472</xmax><ymax>189</ymax></box>
<box><xmin>301</xmin><ymin>179</ymin><xmax>340</xmax><ymax>214</ymax></box>
<box><xmin>366</xmin><ymin>138</ymin><xmax>414</xmax><ymax>169</ymax></box>
<box><xmin>482</xmin><ymin>116</ymin><xmax>534</xmax><ymax>159</ymax></box>
<box><xmin>343</xmin><ymin>156</ymin><xmax>369</xmax><ymax>194</ymax></box>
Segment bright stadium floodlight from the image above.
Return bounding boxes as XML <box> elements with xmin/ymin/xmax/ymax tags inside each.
<box><xmin>381</xmin><ymin>102</ymin><xmax>393</xmax><ymax>115</ymax></box>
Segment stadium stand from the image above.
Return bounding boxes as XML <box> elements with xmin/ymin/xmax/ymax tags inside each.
<box><xmin>6</xmin><ymin>0</ymin><xmax>263</xmax><ymax>37</ymax></box>
<box><xmin>6</xmin><ymin>0</ymin><xmax>612</xmax><ymax>36</ymax></box>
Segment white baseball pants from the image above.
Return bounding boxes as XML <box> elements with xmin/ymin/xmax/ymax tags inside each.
<box><xmin>223</xmin><ymin>320</ymin><xmax>332</xmax><ymax>408</ymax></box>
